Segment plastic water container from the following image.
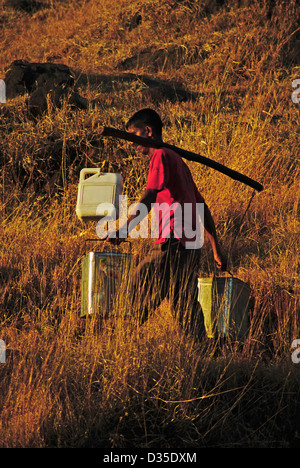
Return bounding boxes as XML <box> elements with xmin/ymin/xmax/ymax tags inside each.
<box><xmin>197</xmin><ymin>276</ymin><xmax>250</xmax><ymax>340</ymax></box>
<box><xmin>76</xmin><ymin>169</ymin><xmax>123</xmax><ymax>221</ymax></box>
<box><xmin>80</xmin><ymin>251</ymin><xmax>132</xmax><ymax>317</ymax></box>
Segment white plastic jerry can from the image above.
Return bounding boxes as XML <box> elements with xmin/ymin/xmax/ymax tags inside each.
<box><xmin>76</xmin><ymin>169</ymin><xmax>123</xmax><ymax>221</ymax></box>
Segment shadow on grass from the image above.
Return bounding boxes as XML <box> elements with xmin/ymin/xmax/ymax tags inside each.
<box><xmin>74</xmin><ymin>71</ymin><xmax>199</xmax><ymax>104</ymax></box>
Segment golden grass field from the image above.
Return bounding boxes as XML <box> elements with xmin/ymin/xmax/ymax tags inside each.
<box><xmin>0</xmin><ymin>0</ymin><xmax>299</xmax><ymax>448</ymax></box>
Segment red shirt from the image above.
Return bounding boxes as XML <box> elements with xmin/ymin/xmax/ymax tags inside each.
<box><xmin>146</xmin><ymin>147</ymin><xmax>205</xmax><ymax>249</ymax></box>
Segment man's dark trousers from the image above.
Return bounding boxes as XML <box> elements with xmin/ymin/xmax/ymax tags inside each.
<box><xmin>130</xmin><ymin>236</ymin><xmax>204</xmax><ymax>340</ymax></box>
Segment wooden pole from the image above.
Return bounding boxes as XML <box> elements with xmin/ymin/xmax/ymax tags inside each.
<box><xmin>98</xmin><ymin>126</ymin><xmax>263</xmax><ymax>192</ymax></box>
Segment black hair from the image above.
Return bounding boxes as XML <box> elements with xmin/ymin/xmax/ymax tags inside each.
<box><xmin>126</xmin><ymin>108</ymin><xmax>163</xmax><ymax>137</ymax></box>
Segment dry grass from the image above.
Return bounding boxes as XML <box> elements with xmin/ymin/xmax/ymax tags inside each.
<box><xmin>0</xmin><ymin>0</ymin><xmax>299</xmax><ymax>448</ymax></box>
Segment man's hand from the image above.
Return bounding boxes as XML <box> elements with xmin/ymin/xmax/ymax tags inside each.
<box><xmin>204</xmin><ymin>204</ymin><xmax>228</xmax><ymax>272</ymax></box>
<box><xmin>214</xmin><ymin>251</ymin><xmax>227</xmax><ymax>271</ymax></box>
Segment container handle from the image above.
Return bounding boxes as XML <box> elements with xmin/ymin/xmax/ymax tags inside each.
<box><xmin>80</xmin><ymin>168</ymin><xmax>103</xmax><ymax>182</ymax></box>
<box><xmin>83</xmin><ymin>238</ymin><xmax>131</xmax><ymax>254</ymax></box>
<box><xmin>213</xmin><ymin>263</ymin><xmax>234</xmax><ymax>278</ymax></box>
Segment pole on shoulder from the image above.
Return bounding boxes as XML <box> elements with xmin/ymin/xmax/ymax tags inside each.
<box><xmin>98</xmin><ymin>126</ymin><xmax>264</xmax><ymax>192</ymax></box>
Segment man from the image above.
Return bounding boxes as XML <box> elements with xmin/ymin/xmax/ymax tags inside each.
<box><xmin>107</xmin><ymin>108</ymin><xmax>226</xmax><ymax>340</ymax></box>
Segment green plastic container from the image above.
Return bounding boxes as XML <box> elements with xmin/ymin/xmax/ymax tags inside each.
<box><xmin>197</xmin><ymin>276</ymin><xmax>250</xmax><ymax>340</ymax></box>
<box><xmin>81</xmin><ymin>251</ymin><xmax>131</xmax><ymax>317</ymax></box>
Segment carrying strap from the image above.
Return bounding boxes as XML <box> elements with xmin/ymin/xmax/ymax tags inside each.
<box><xmin>225</xmin><ymin>189</ymin><xmax>256</xmax><ymax>274</ymax></box>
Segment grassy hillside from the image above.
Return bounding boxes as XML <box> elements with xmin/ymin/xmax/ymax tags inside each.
<box><xmin>0</xmin><ymin>0</ymin><xmax>299</xmax><ymax>448</ymax></box>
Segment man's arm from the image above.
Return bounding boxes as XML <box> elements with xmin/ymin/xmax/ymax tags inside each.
<box><xmin>203</xmin><ymin>203</ymin><xmax>227</xmax><ymax>270</ymax></box>
<box><xmin>134</xmin><ymin>188</ymin><xmax>159</xmax><ymax>213</ymax></box>
<box><xmin>107</xmin><ymin>188</ymin><xmax>158</xmax><ymax>243</ymax></box>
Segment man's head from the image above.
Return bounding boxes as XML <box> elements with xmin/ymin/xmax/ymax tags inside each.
<box><xmin>126</xmin><ymin>108</ymin><xmax>163</xmax><ymax>139</ymax></box>
<box><xmin>125</xmin><ymin>108</ymin><xmax>163</xmax><ymax>156</ymax></box>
